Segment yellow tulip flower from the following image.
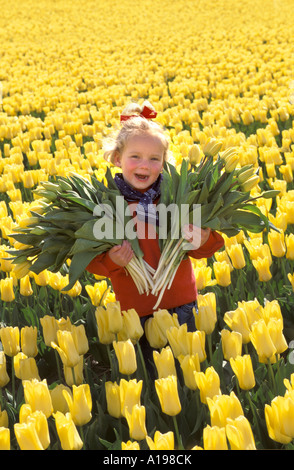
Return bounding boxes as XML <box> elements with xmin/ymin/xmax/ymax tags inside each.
<box><xmin>268</xmin><ymin>230</ymin><xmax>286</xmax><ymax>257</ymax></box>
<box><xmin>0</xmin><ymin>408</ymin><xmax>8</xmax><ymax>428</ymax></box>
<box><xmin>230</xmin><ymin>355</ymin><xmax>256</xmax><ymax>390</ymax></box>
<box><xmin>14</xmin><ymin>420</ymin><xmax>45</xmax><ymax>450</ymax></box>
<box><xmin>203</xmin><ymin>425</ymin><xmax>228</xmax><ymax>450</ymax></box>
<box><xmin>0</xmin><ymin>427</ymin><xmax>10</xmax><ymax>450</ymax></box>
<box><xmin>40</xmin><ymin>315</ymin><xmax>58</xmax><ymax>347</ymax></box>
<box><xmin>119</xmin><ymin>378</ymin><xmax>143</xmax><ymax>417</ymax></box>
<box><xmin>195</xmin><ymin>292</ymin><xmax>217</xmax><ymax>335</ymax></box>
<box><xmin>19</xmin><ymin>274</ymin><xmax>33</xmax><ymax>296</ymax></box>
<box><xmin>71</xmin><ymin>324</ymin><xmax>89</xmax><ymax>356</ymax></box>
<box><xmin>226</xmin><ymin>416</ymin><xmax>256</xmax><ymax>450</ymax></box>
<box><xmin>95</xmin><ymin>306</ymin><xmax>116</xmax><ymax>345</ymax></box>
<box><xmin>207</xmin><ymin>392</ymin><xmax>244</xmax><ymax>428</ymax></box>
<box><xmin>224</xmin><ymin>308</ymin><xmax>251</xmax><ymax>344</ymax></box>
<box><xmin>105</xmin><ymin>301</ymin><xmax>123</xmax><ymax>335</ymax></box>
<box><xmin>221</xmin><ymin>329</ymin><xmax>242</xmax><ymax>360</ymax></box>
<box><xmin>146</xmin><ymin>431</ymin><xmax>175</xmax><ymax>450</ymax></box>
<box><xmin>213</xmin><ymin>261</ymin><xmax>231</xmax><ymax>287</ymax></box>
<box><xmin>178</xmin><ymin>354</ymin><xmax>200</xmax><ymax>390</ymax></box>
<box><xmin>63</xmin><ymin>384</ymin><xmax>92</xmax><ymax>427</ymax></box>
<box><xmin>19</xmin><ymin>408</ymin><xmax>50</xmax><ymax>450</ymax></box>
<box><xmin>252</xmin><ymin>256</ymin><xmax>272</xmax><ymax>282</ymax></box>
<box><xmin>21</xmin><ymin>326</ymin><xmax>38</xmax><ymax>357</ymax></box>
<box><xmin>0</xmin><ymin>326</ymin><xmax>20</xmax><ymax>357</ymax></box>
<box><xmin>50</xmin><ymin>384</ymin><xmax>71</xmax><ymax>414</ymax></box>
<box><xmin>153</xmin><ymin>346</ymin><xmax>176</xmax><ymax>379</ymax></box>
<box><xmin>125</xmin><ymin>404</ymin><xmax>147</xmax><ymax>441</ymax></box>
<box><xmin>14</xmin><ymin>353</ymin><xmax>40</xmax><ymax>381</ymax></box>
<box><xmin>0</xmin><ymin>352</ymin><xmax>10</xmax><ymax>388</ymax></box>
<box><xmin>0</xmin><ymin>277</ymin><xmax>15</xmax><ymax>302</ymax></box>
<box><xmin>227</xmin><ymin>244</ymin><xmax>246</xmax><ymax>269</ymax></box>
<box><xmin>54</xmin><ymin>411</ymin><xmax>83</xmax><ymax>450</ymax></box>
<box><xmin>23</xmin><ymin>379</ymin><xmax>53</xmax><ymax>418</ymax></box>
<box><xmin>144</xmin><ymin>316</ymin><xmax>168</xmax><ymax>349</ymax></box>
<box><xmin>117</xmin><ymin>308</ymin><xmax>144</xmax><ymax>343</ymax></box>
<box><xmin>195</xmin><ymin>367</ymin><xmax>221</xmax><ymax>404</ymax></box>
<box><xmin>155</xmin><ymin>375</ymin><xmax>181</xmax><ymax>416</ymax></box>
<box><xmin>105</xmin><ymin>381</ymin><xmax>122</xmax><ymax>419</ymax></box>
<box><xmin>63</xmin><ymin>356</ymin><xmax>84</xmax><ymax>386</ymax></box>
<box><xmin>113</xmin><ymin>339</ymin><xmax>137</xmax><ymax>376</ymax></box>
<box><xmin>51</xmin><ymin>330</ymin><xmax>81</xmax><ymax>368</ymax></box>
<box><xmin>121</xmin><ymin>440</ymin><xmax>140</xmax><ymax>450</ymax></box>
<box><xmin>249</xmin><ymin>320</ymin><xmax>277</xmax><ymax>362</ymax></box>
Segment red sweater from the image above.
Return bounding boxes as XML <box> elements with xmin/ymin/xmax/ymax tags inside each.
<box><xmin>86</xmin><ymin>203</ymin><xmax>224</xmax><ymax>317</ymax></box>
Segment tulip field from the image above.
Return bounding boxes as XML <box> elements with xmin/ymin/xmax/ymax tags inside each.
<box><xmin>1</xmin><ymin>0</ymin><xmax>294</xmax><ymax>451</ymax></box>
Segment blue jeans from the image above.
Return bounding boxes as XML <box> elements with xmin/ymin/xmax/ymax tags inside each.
<box><xmin>139</xmin><ymin>301</ymin><xmax>197</xmax><ymax>377</ymax></box>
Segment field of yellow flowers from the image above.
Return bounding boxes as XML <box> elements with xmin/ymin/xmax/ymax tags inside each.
<box><xmin>0</xmin><ymin>0</ymin><xmax>294</xmax><ymax>451</ymax></box>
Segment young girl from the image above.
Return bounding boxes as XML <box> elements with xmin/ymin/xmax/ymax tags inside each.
<box><xmin>86</xmin><ymin>101</ymin><xmax>224</xmax><ymax>333</ymax></box>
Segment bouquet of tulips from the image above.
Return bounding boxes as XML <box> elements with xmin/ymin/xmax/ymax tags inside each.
<box><xmin>151</xmin><ymin>140</ymin><xmax>280</xmax><ymax>308</ymax></box>
<box><xmin>9</xmin><ymin>169</ymin><xmax>153</xmax><ymax>294</ymax></box>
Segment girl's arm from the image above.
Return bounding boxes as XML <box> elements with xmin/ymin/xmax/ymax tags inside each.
<box><xmin>86</xmin><ymin>241</ymin><xmax>133</xmax><ymax>276</ymax></box>
<box><xmin>183</xmin><ymin>224</ymin><xmax>224</xmax><ymax>259</ymax></box>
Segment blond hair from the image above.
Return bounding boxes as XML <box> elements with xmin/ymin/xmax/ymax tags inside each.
<box><xmin>103</xmin><ymin>102</ymin><xmax>169</xmax><ymax>165</ymax></box>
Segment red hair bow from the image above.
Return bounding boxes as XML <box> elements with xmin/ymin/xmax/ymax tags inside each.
<box><xmin>120</xmin><ymin>104</ymin><xmax>157</xmax><ymax>122</ymax></box>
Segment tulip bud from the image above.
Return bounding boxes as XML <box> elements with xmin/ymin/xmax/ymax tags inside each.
<box><xmin>54</xmin><ymin>411</ymin><xmax>83</xmax><ymax>450</ymax></box>
<box><xmin>113</xmin><ymin>339</ymin><xmax>137</xmax><ymax>376</ymax></box>
<box><xmin>240</xmin><ymin>174</ymin><xmax>259</xmax><ymax>192</ymax></box>
<box><xmin>188</xmin><ymin>144</ymin><xmax>202</xmax><ymax>165</ymax></box>
<box><xmin>155</xmin><ymin>375</ymin><xmax>181</xmax><ymax>416</ymax></box>
<box><xmin>224</xmin><ymin>308</ymin><xmax>251</xmax><ymax>344</ymax></box>
<box><xmin>237</xmin><ymin>166</ymin><xmax>255</xmax><ymax>184</ymax></box>
<box><xmin>63</xmin><ymin>384</ymin><xmax>92</xmax><ymax>427</ymax></box>
<box><xmin>203</xmin><ymin>139</ymin><xmax>222</xmax><ymax>157</ymax></box>
<box><xmin>268</xmin><ymin>230</ymin><xmax>286</xmax><ymax>258</ymax></box>
<box><xmin>125</xmin><ymin>404</ymin><xmax>147</xmax><ymax>441</ymax></box>
<box><xmin>224</xmin><ymin>153</ymin><xmax>239</xmax><ymax>173</ymax></box>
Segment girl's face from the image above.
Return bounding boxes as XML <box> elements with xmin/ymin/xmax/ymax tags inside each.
<box><xmin>114</xmin><ymin>133</ymin><xmax>165</xmax><ymax>191</ymax></box>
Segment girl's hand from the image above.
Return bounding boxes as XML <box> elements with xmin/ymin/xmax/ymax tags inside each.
<box><xmin>108</xmin><ymin>240</ymin><xmax>134</xmax><ymax>267</ymax></box>
<box><xmin>183</xmin><ymin>224</ymin><xmax>211</xmax><ymax>249</ymax></box>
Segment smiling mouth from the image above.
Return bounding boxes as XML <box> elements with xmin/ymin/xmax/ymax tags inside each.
<box><xmin>135</xmin><ymin>174</ymin><xmax>149</xmax><ymax>181</ymax></box>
